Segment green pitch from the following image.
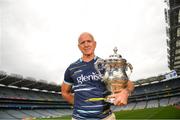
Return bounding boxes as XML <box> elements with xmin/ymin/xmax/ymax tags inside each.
<box><xmin>115</xmin><ymin>105</ymin><xmax>180</xmax><ymax>119</ymax></box>
<box><xmin>35</xmin><ymin>106</ymin><xmax>180</xmax><ymax>120</ymax></box>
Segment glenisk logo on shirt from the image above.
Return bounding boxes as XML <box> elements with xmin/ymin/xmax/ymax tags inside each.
<box><xmin>77</xmin><ymin>72</ymin><xmax>102</xmax><ymax>84</ymax></box>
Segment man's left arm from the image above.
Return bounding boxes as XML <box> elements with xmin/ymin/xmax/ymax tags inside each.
<box><xmin>109</xmin><ymin>80</ymin><xmax>135</xmax><ymax>106</ymax></box>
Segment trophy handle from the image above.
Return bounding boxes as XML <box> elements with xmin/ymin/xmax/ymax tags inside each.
<box><xmin>127</xmin><ymin>63</ymin><xmax>133</xmax><ymax>77</ymax></box>
<box><xmin>94</xmin><ymin>58</ymin><xmax>105</xmax><ymax>77</ymax></box>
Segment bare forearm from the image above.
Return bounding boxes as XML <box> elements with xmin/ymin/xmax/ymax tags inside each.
<box><xmin>61</xmin><ymin>82</ymin><xmax>74</xmax><ymax>105</ymax></box>
<box><xmin>62</xmin><ymin>92</ymin><xmax>74</xmax><ymax>104</ymax></box>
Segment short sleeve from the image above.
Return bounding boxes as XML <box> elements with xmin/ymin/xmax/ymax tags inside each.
<box><xmin>64</xmin><ymin>67</ymin><xmax>74</xmax><ymax>85</ymax></box>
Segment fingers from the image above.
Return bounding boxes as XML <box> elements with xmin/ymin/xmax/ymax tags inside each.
<box><xmin>114</xmin><ymin>101</ymin><xmax>124</xmax><ymax>106</ymax></box>
<box><xmin>112</xmin><ymin>92</ymin><xmax>128</xmax><ymax>106</ymax></box>
<box><xmin>107</xmin><ymin>94</ymin><xmax>115</xmax><ymax>98</ymax></box>
<box><xmin>112</xmin><ymin>89</ymin><xmax>122</xmax><ymax>93</ymax></box>
<box><xmin>114</xmin><ymin>99</ymin><xmax>128</xmax><ymax>106</ymax></box>
<box><xmin>107</xmin><ymin>91</ymin><xmax>129</xmax><ymax>106</ymax></box>
<box><xmin>107</xmin><ymin>94</ymin><xmax>123</xmax><ymax>106</ymax></box>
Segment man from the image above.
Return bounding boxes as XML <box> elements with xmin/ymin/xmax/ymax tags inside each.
<box><xmin>61</xmin><ymin>32</ymin><xmax>134</xmax><ymax>120</ymax></box>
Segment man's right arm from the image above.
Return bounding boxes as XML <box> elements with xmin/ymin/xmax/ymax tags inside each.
<box><xmin>61</xmin><ymin>82</ymin><xmax>74</xmax><ymax>104</ymax></box>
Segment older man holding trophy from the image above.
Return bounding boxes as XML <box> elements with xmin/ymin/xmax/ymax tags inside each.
<box><xmin>61</xmin><ymin>32</ymin><xmax>134</xmax><ymax>120</ymax></box>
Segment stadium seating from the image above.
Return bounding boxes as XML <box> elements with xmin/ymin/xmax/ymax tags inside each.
<box><xmin>159</xmin><ymin>98</ymin><xmax>169</xmax><ymax>107</ymax></box>
<box><xmin>146</xmin><ymin>99</ymin><xmax>159</xmax><ymax>108</ymax></box>
<box><xmin>0</xmin><ymin>71</ymin><xmax>180</xmax><ymax>119</ymax></box>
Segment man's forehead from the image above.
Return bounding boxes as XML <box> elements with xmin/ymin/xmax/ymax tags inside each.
<box><xmin>78</xmin><ymin>33</ymin><xmax>94</xmax><ymax>42</ymax></box>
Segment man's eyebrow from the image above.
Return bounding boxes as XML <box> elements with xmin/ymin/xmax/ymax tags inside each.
<box><xmin>79</xmin><ymin>39</ymin><xmax>93</xmax><ymax>43</ymax></box>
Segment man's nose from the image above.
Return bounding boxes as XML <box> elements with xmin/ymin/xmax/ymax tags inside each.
<box><xmin>84</xmin><ymin>41</ymin><xmax>89</xmax><ymax>46</ymax></box>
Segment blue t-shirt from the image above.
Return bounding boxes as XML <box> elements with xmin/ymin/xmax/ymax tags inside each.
<box><xmin>64</xmin><ymin>57</ymin><xmax>112</xmax><ymax>119</ymax></box>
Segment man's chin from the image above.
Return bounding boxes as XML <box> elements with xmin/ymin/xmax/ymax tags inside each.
<box><xmin>84</xmin><ymin>53</ymin><xmax>93</xmax><ymax>56</ymax></box>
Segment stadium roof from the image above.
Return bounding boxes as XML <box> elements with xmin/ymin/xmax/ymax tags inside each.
<box><xmin>0</xmin><ymin>70</ymin><xmax>60</xmax><ymax>93</ymax></box>
<box><xmin>0</xmin><ymin>69</ymin><xmax>170</xmax><ymax>91</ymax></box>
<box><xmin>133</xmin><ymin>74</ymin><xmax>165</xmax><ymax>86</ymax></box>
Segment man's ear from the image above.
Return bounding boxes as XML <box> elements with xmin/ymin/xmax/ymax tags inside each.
<box><xmin>78</xmin><ymin>44</ymin><xmax>80</xmax><ymax>49</ymax></box>
<box><xmin>78</xmin><ymin>44</ymin><xmax>82</xmax><ymax>52</ymax></box>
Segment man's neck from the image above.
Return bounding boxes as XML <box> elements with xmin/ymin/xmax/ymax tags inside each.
<box><xmin>82</xmin><ymin>54</ymin><xmax>95</xmax><ymax>62</ymax></box>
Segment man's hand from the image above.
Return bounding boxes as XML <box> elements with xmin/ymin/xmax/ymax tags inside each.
<box><xmin>107</xmin><ymin>89</ymin><xmax>130</xmax><ymax>106</ymax></box>
<box><xmin>107</xmin><ymin>80</ymin><xmax>134</xmax><ymax>106</ymax></box>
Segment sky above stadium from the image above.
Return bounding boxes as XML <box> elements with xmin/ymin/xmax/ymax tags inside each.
<box><xmin>0</xmin><ymin>0</ymin><xmax>170</xmax><ymax>85</ymax></box>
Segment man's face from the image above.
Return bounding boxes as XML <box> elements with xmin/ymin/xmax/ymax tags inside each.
<box><xmin>78</xmin><ymin>34</ymin><xmax>96</xmax><ymax>56</ymax></box>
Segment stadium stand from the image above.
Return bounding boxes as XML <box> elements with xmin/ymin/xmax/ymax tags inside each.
<box><xmin>146</xmin><ymin>99</ymin><xmax>159</xmax><ymax>108</ymax></box>
<box><xmin>1</xmin><ymin>69</ymin><xmax>180</xmax><ymax>119</ymax></box>
<box><xmin>165</xmin><ymin>0</ymin><xmax>180</xmax><ymax>75</ymax></box>
<box><xmin>160</xmin><ymin>98</ymin><xmax>169</xmax><ymax>107</ymax></box>
<box><xmin>113</xmin><ymin>74</ymin><xmax>180</xmax><ymax>111</ymax></box>
<box><xmin>0</xmin><ymin>70</ymin><xmax>72</xmax><ymax>119</ymax></box>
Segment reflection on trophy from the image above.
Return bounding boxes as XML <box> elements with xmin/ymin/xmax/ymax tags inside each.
<box><xmin>94</xmin><ymin>47</ymin><xmax>133</xmax><ymax>103</ymax></box>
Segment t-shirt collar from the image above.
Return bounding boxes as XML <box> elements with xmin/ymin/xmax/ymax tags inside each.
<box><xmin>79</xmin><ymin>56</ymin><xmax>98</xmax><ymax>62</ymax></box>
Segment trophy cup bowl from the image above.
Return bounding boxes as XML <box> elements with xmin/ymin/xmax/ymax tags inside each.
<box><xmin>94</xmin><ymin>47</ymin><xmax>133</xmax><ymax>103</ymax></box>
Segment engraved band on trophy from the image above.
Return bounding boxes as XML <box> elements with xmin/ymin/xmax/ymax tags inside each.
<box><xmin>94</xmin><ymin>47</ymin><xmax>133</xmax><ymax>103</ymax></box>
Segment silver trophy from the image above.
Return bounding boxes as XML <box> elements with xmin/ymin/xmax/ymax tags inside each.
<box><xmin>94</xmin><ymin>47</ymin><xmax>133</xmax><ymax>103</ymax></box>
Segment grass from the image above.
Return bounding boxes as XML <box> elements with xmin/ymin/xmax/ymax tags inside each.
<box><xmin>35</xmin><ymin>106</ymin><xmax>180</xmax><ymax>120</ymax></box>
<box><xmin>115</xmin><ymin>105</ymin><xmax>180</xmax><ymax>119</ymax></box>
